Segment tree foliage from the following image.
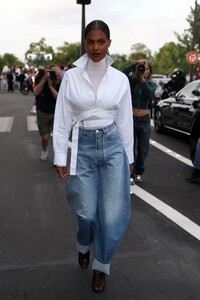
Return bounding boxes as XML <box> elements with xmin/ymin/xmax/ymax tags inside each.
<box><xmin>175</xmin><ymin>3</ymin><xmax>200</xmax><ymax>53</ymax></box>
<box><xmin>128</xmin><ymin>43</ymin><xmax>153</xmax><ymax>62</ymax></box>
<box><xmin>153</xmin><ymin>42</ymin><xmax>190</xmax><ymax>75</ymax></box>
<box><xmin>25</xmin><ymin>38</ymin><xmax>55</xmax><ymax>66</ymax></box>
<box><xmin>0</xmin><ymin>53</ymin><xmax>21</xmax><ymax>72</ymax></box>
<box><xmin>112</xmin><ymin>54</ymin><xmax>131</xmax><ymax>71</ymax></box>
<box><xmin>55</xmin><ymin>42</ymin><xmax>80</xmax><ymax>65</ymax></box>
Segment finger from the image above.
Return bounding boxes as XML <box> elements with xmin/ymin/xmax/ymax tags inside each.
<box><xmin>56</xmin><ymin>167</ymin><xmax>68</xmax><ymax>179</ymax></box>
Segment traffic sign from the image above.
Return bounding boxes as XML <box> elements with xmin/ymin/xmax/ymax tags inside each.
<box><xmin>187</xmin><ymin>51</ymin><xmax>199</xmax><ymax>64</ymax></box>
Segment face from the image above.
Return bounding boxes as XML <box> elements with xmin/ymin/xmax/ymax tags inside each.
<box><xmin>85</xmin><ymin>29</ymin><xmax>111</xmax><ymax>62</ymax></box>
<box><xmin>53</xmin><ymin>67</ymin><xmax>62</xmax><ymax>81</ymax></box>
<box><xmin>144</xmin><ymin>64</ymin><xmax>150</xmax><ymax>79</ymax></box>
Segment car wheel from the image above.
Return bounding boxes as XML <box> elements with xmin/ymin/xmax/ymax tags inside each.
<box><xmin>154</xmin><ymin>109</ymin><xmax>165</xmax><ymax>133</ymax></box>
<box><xmin>21</xmin><ymin>83</ymin><xmax>29</xmax><ymax>95</ymax></box>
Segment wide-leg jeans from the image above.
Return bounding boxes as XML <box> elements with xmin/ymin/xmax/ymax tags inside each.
<box><xmin>66</xmin><ymin>122</ymin><xmax>131</xmax><ymax>275</ymax></box>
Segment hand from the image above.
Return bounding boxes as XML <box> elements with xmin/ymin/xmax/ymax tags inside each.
<box><xmin>46</xmin><ymin>73</ymin><xmax>53</xmax><ymax>87</ymax></box>
<box><xmin>43</xmin><ymin>71</ymin><xmax>49</xmax><ymax>81</ymax></box>
<box><xmin>56</xmin><ymin>166</ymin><xmax>68</xmax><ymax>180</ymax></box>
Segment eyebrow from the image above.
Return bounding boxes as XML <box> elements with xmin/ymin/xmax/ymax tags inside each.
<box><xmin>86</xmin><ymin>37</ymin><xmax>106</xmax><ymax>41</ymax></box>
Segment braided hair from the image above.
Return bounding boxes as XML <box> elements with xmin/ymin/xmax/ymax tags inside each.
<box><xmin>84</xmin><ymin>20</ymin><xmax>110</xmax><ymax>39</ymax></box>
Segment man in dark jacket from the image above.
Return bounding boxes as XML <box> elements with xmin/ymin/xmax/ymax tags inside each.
<box><xmin>34</xmin><ymin>66</ymin><xmax>62</xmax><ymax>161</ymax></box>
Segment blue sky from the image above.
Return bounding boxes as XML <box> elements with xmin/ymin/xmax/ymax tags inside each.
<box><xmin>0</xmin><ymin>0</ymin><xmax>196</xmax><ymax>61</ymax></box>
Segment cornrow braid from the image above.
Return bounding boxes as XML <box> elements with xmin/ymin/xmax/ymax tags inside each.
<box><xmin>84</xmin><ymin>20</ymin><xmax>110</xmax><ymax>39</ymax></box>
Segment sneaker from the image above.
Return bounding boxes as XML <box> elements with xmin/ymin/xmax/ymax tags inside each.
<box><xmin>187</xmin><ymin>169</ymin><xmax>200</xmax><ymax>183</ymax></box>
<box><xmin>135</xmin><ymin>174</ymin><xmax>142</xmax><ymax>183</ymax></box>
<box><xmin>130</xmin><ymin>177</ymin><xmax>135</xmax><ymax>185</ymax></box>
<box><xmin>40</xmin><ymin>151</ymin><xmax>48</xmax><ymax>161</ymax></box>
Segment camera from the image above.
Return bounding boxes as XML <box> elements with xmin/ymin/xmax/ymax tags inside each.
<box><xmin>137</xmin><ymin>63</ymin><xmax>145</xmax><ymax>74</ymax></box>
<box><xmin>49</xmin><ymin>71</ymin><xmax>56</xmax><ymax>80</ymax></box>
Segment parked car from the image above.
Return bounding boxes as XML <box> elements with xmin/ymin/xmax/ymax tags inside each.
<box><xmin>154</xmin><ymin>79</ymin><xmax>200</xmax><ymax>164</ymax></box>
<box><xmin>152</xmin><ymin>74</ymin><xmax>170</xmax><ymax>85</ymax></box>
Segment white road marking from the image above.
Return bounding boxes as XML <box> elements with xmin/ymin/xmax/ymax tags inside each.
<box><xmin>150</xmin><ymin>119</ymin><xmax>193</xmax><ymax>167</ymax></box>
<box><xmin>27</xmin><ymin>115</ymin><xmax>38</xmax><ymax>131</ymax></box>
<box><xmin>0</xmin><ymin>116</ymin><xmax>14</xmax><ymax>132</ymax></box>
<box><xmin>131</xmin><ymin>185</ymin><xmax>200</xmax><ymax>241</ymax></box>
<box><xmin>150</xmin><ymin>139</ymin><xmax>193</xmax><ymax>167</ymax></box>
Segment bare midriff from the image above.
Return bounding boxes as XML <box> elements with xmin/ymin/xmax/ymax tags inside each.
<box><xmin>133</xmin><ymin>108</ymin><xmax>149</xmax><ymax>117</ymax></box>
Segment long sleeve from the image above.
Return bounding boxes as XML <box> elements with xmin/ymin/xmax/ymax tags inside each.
<box><xmin>116</xmin><ymin>78</ymin><xmax>134</xmax><ymax>164</ymax></box>
<box><xmin>53</xmin><ymin>77</ymin><xmax>73</xmax><ymax>166</ymax></box>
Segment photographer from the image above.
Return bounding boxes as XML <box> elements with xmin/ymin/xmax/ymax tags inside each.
<box><xmin>34</xmin><ymin>66</ymin><xmax>62</xmax><ymax>161</ymax></box>
<box><xmin>123</xmin><ymin>59</ymin><xmax>156</xmax><ymax>183</ymax></box>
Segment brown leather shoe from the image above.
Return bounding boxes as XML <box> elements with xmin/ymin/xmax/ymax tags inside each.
<box><xmin>78</xmin><ymin>251</ymin><xmax>90</xmax><ymax>269</ymax></box>
<box><xmin>92</xmin><ymin>270</ymin><xmax>105</xmax><ymax>293</ymax></box>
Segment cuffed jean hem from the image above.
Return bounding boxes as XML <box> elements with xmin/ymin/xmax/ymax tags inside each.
<box><xmin>76</xmin><ymin>241</ymin><xmax>90</xmax><ymax>254</ymax></box>
<box><xmin>92</xmin><ymin>257</ymin><xmax>110</xmax><ymax>276</ymax></box>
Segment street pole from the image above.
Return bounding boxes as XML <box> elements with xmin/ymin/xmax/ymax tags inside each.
<box><xmin>190</xmin><ymin>0</ymin><xmax>198</xmax><ymax>82</ymax></box>
<box><xmin>81</xmin><ymin>4</ymin><xmax>86</xmax><ymax>56</ymax></box>
<box><xmin>76</xmin><ymin>0</ymin><xmax>91</xmax><ymax>56</ymax></box>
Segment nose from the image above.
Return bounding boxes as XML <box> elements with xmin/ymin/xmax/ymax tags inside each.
<box><xmin>93</xmin><ymin>42</ymin><xmax>99</xmax><ymax>50</ymax></box>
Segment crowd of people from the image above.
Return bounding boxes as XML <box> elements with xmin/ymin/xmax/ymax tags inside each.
<box><xmin>1</xmin><ymin>19</ymin><xmax>199</xmax><ymax>294</ymax></box>
<box><xmin>0</xmin><ymin>64</ymin><xmax>33</xmax><ymax>92</ymax></box>
<box><xmin>0</xmin><ymin>63</ymin><xmax>72</xmax><ymax>93</ymax></box>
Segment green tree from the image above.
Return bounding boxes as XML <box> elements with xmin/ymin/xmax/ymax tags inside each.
<box><xmin>0</xmin><ymin>53</ymin><xmax>21</xmax><ymax>72</ymax></box>
<box><xmin>25</xmin><ymin>38</ymin><xmax>55</xmax><ymax>66</ymax></box>
<box><xmin>128</xmin><ymin>43</ymin><xmax>153</xmax><ymax>62</ymax></box>
<box><xmin>174</xmin><ymin>2</ymin><xmax>200</xmax><ymax>80</ymax></box>
<box><xmin>175</xmin><ymin>3</ymin><xmax>200</xmax><ymax>53</ymax></box>
<box><xmin>55</xmin><ymin>42</ymin><xmax>80</xmax><ymax>65</ymax></box>
<box><xmin>112</xmin><ymin>54</ymin><xmax>131</xmax><ymax>71</ymax></box>
<box><xmin>153</xmin><ymin>42</ymin><xmax>189</xmax><ymax>75</ymax></box>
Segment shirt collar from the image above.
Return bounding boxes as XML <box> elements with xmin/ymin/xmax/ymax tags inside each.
<box><xmin>73</xmin><ymin>53</ymin><xmax>114</xmax><ymax>69</ymax></box>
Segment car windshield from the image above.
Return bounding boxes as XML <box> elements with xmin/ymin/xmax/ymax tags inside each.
<box><xmin>177</xmin><ymin>81</ymin><xmax>200</xmax><ymax>99</ymax></box>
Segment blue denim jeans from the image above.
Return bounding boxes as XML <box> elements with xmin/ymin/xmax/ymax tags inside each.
<box><xmin>132</xmin><ymin>114</ymin><xmax>151</xmax><ymax>176</ymax></box>
<box><xmin>66</xmin><ymin>122</ymin><xmax>131</xmax><ymax>275</ymax></box>
<box><xmin>194</xmin><ymin>138</ymin><xmax>200</xmax><ymax>170</ymax></box>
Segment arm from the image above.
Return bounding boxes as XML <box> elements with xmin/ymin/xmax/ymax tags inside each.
<box><xmin>122</xmin><ymin>63</ymin><xmax>136</xmax><ymax>78</ymax></box>
<box><xmin>34</xmin><ymin>75</ymin><xmax>47</xmax><ymax>96</ymax></box>
<box><xmin>48</xmin><ymin>82</ymin><xmax>59</xmax><ymax>99</ymax></box>
<box><xmin>53</xmin><ymin>75</ymin><xmax>74</xmax><ymax>179</ymax></box>
<box><xmin>116</xmin><ymin>77</ymin><xmax>134</xmax><ymax>165</ymax></box>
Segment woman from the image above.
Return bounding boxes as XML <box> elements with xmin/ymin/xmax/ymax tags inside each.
<box><xmin>53</xmin><ymin>20</ymin><xmax>133</xmax><ymax>293</ymax></box>
<box><xmin>124</xmin><ymin>59</ymin><xmax>156</xmax><ymax>183</ymax></box>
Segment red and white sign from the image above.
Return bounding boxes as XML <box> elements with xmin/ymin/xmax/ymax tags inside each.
<box><xmin>187</xmin><ymin>51</ymin><xmax>199</xmax><ymax>64</ymax></box>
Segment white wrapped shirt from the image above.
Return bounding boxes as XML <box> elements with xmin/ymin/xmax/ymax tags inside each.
<box><xmin>53</xmin><ymin>54</ymin><xmax>134</xmax><ymax>174</ymax></box>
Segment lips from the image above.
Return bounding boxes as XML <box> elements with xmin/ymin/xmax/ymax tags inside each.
<box><xmin>92</xmin><ymin>53</ymin><xmax>100</xmax><ymax>57</ymax></box>
<box><xmin>89</xmin><ymin>53</ymin><xmax>102</xmax><ymax>62</ymax></box>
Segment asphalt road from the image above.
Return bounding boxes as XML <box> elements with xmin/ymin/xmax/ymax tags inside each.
<box><xmin>0</xmin><ymin>91</ymin><xmax>200</xmax><ymax>300</ymax></box>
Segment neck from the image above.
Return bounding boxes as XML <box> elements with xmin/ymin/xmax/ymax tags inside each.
<box><xmin>86</xmin><ymin>57</ymin><xmax>107</xmax><ymax>91</ymax></box>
